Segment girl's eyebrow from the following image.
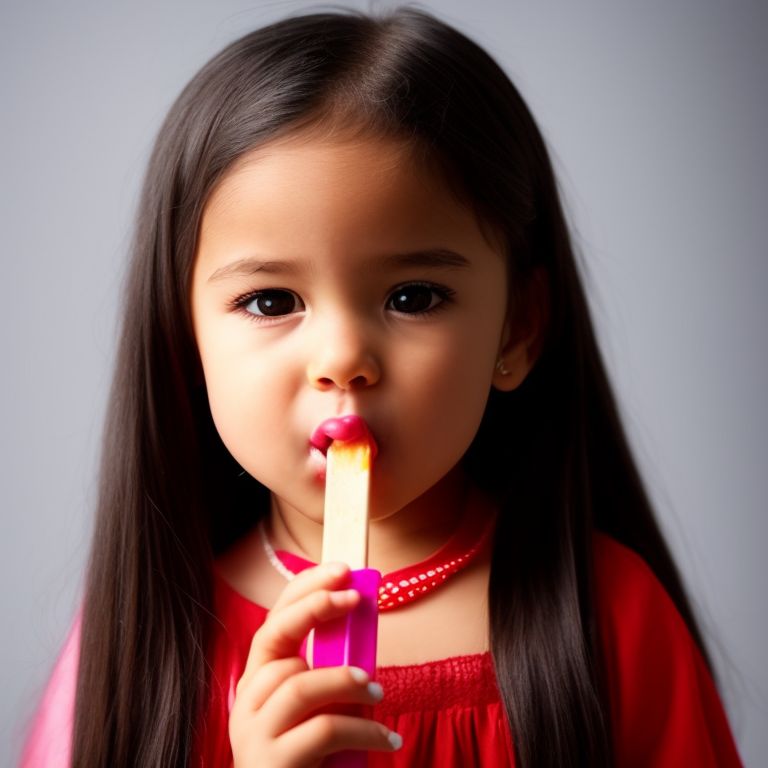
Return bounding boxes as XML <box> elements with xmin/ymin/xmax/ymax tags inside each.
<box><xmin>382</xmin><ymin>248</ymin><xmax>471</xmax><ymax>270</ymax></box>
<box><xmin>207</xmin><ymin>248</ymin><xmax>471</xmax><ymax>283</ymax></box>
<box><xmin>207</xmin><ymin>258</ymin><xmax>301</xmax><ymax>282</ymax></box>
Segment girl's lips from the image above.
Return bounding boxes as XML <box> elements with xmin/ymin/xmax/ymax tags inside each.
<box><xmin>310</xmin><ymin>414</ymin><xmax>378</xmax><ymax>457</ymax></box>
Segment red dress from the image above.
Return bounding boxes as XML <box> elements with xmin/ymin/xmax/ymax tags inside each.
<box><xmin>20</xmin><ymin>535</ymin><xmax>743</xmax><ymax>767</ymax></box>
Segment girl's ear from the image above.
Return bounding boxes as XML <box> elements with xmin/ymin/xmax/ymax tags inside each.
<box><xmin>492</xmin><ymin>268</ymin><xmax>549</xmax><ymax>392</ymax></box>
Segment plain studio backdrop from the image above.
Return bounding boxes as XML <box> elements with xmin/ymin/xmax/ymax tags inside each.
<box><xmin>2</xmin><ymin>1</ymin><xmax>766</xmax><ymax>765</ymax></box>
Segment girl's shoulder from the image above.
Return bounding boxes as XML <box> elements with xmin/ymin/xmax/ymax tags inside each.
<box><xmin>591</xmin><ymin>530</ymin><xmax>703</xmax><ymax>700</ymax></box>
<box><xmin>592</xmin><ymin>531</ymin><xmax>674</xmax><ymax>609</ymax></box>
<box><xmin>591</xmin><ymin>531</ymin><xmax>695</xmax><ymax>676</ymax></box>
<box><xmin>592</xmin><ymin>532</ymin><xmax>743</xmax><ymax>766</ymax></box>
<box><xmin>18</xmin><ymin>611</ymin><xmax>80</xmax><ymax>767</ymax></box>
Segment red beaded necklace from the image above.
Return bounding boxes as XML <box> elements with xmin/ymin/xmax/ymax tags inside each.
<box><xmin>260</xmin><ymin>509</ymin><xmax>495</xmax><ymax>611</ymax></box>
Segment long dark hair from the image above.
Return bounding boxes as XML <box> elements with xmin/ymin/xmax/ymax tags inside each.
<box><xmin>73</xmin><ymin>7</ymin><xmax>710</xmax><ymax>766</ymax></box>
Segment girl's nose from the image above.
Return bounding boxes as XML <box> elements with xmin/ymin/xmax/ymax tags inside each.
<box><xmin>306</xmin><ymin>320</ymin><xmax>381</xmax><ymax>391</ymax></box>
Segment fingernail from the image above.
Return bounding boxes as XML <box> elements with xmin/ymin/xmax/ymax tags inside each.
<box><xmin>367</xmin><ymin>681</ymin><xmax>384</xmax><ymax>702</ymax></box>
<box><xmin>349</xmin><ymin>667</ymin><xmax>369</xmax><ymax>684</ymax></box>
<box><xmin>329</xmin><ymin>589</ymin><xmax>358</xmax><ymax>607</ymax></box>
<box><xmin>387</xmin><ymin>730</ymin><xmax>403</xmax><ymax>750</ymax></box>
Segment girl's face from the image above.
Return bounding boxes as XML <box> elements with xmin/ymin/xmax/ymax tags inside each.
<box><xmin>191</xmin><ymin>131</ymin><xmax>513</xmax><ymax>525</ymax></box>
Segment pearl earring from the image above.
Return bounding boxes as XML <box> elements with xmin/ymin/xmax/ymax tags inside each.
<box><xmin>495</xmin><ymin>357</ymin><xmax>511</xmax><ymax>376</ymax></box>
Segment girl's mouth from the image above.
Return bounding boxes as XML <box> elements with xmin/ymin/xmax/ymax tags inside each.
<box><xmin>309</xmin><ymin>414</ymin><xmax>378</xmax><ymax>457</ymax></box>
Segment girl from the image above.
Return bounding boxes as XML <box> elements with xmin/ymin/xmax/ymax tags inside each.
<box><xmin>22</xmin><ymin>6</ymin><xmax>742</xmax><ymax>767</ymax></box>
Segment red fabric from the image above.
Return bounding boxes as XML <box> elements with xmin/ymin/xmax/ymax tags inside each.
<box><xmin>20</xmin><ymin>534</ymin><xmax>743</xmax><ymax>767</ymax></box>
<box><xmin>593</xmin><ymin>535</ymin><xmax>743</xmax><ymax>767</ymax></box>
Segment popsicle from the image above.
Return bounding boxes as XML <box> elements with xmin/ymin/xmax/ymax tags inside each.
<box><xmin>310</xmin><ymin>415</ymin><xmax>381</xmax><ymax>768</ymax></box>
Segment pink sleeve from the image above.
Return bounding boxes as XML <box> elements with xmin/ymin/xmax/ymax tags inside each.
<box><xmin>19</xmin><ymin>613</ymin><xmax>80</xmax><ymax>768</ymax></box>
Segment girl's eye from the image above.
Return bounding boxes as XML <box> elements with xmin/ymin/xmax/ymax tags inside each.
<box><xmin>387</xmin><ymin>283</ymin><xmax>452</xmax><ymax>314</ymax></box>
<box><xmin>242</xmin><ymin>289</ymin><xmax>304</xmax><ymax>317</ymax></box>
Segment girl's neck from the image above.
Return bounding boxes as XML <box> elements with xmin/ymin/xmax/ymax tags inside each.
<box><xmin>267</xmin><ymin>466</ymin><xmax>487</xmax><ymax>575</ymax></box>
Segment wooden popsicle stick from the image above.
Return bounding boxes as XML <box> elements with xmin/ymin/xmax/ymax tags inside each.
<box><xmin>321</xmin><ymin>440</ymin><xmax>372</xmax><ymax>569</ymax></box>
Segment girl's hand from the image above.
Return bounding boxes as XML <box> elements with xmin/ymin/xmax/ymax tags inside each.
<box><xmin>229</xmin><ymin>562</ymin><xmax>402</xmax><ymax>768</ymax></box>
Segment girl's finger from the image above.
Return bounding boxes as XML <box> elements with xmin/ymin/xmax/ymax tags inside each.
<box><xmin>277</xmin><ymin>713</ymin><xmax>402</xmax><ymax>762</ymax></box>
<box><xmin>257</xmin><ymin>666</ymin><xmax>384</xmax><ymax>736</ymax></box>
<box><xmin>242</xmin><ymin>588</ymin><xmax>360</xmax><ymax>677</ymax></box>
<box><xmin>272</xmin><ymin>562</ymin><xmax>351</xmax><ymax>611</ymax></box>
<box><xmin>235</xmin><ymin>656</ymin><xmax>307</xmax><ymax>712</ymax></box>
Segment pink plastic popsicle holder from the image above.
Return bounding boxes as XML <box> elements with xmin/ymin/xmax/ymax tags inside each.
<box><xmin>312</xmin><ymin>568</ymin><xmax>381</xmax><ymax>768</ymax></box>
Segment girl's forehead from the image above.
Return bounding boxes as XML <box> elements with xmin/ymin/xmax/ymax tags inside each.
<box><xmin>201</xmin><ymin>133</ymin><xmax>464</xmax><ymax>237</ymax></box>
<box><xmin>213</xmin><ymin>131</ymin><xmax>422</xmax><ymax>200</ymax></box>
<box><xmin>194</xmin><ymin>130</ymin><xmax>505</xmax><ymax>276</ymax></box>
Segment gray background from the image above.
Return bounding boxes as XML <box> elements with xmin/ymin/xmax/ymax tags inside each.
<box><xmin>2</xmin><ymin>1</ymin><xmax>766</xmax><ymax>765</ymax></box>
